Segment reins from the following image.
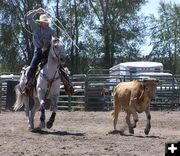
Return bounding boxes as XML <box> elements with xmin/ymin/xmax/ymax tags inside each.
<box><xmin>41</xmin><ymin>70</ymin><xmax>59</xmax><ymax>99</ymax></box>
<box><xmin>41</xmin><ymin>44</ymin><xmax>63</xmax><ymax>98</ymax></box>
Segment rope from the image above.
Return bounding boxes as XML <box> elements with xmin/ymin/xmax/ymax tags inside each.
<box><xmin>24</xmin><ymin>10</ymin><xmax>34</xmax><ymax>35</ymax></box>
<box><xmin>45</xmin><ymin>12</ymin><xmax>79</xmax><ymax>50</ymax></box>
<box><xmin>24</xmin><ymin>8</ymin><xmax>79</xmax><ymax>49</ymax></box>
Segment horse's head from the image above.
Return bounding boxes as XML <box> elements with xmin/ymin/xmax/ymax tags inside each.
<box><xmin>50</xmin><ymin>37</ymin><xmax>66</xmax><ymax>64</ymax></box>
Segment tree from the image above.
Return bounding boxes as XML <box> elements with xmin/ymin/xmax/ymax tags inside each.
<box><xmin>0</xmin><ymin>0</ymin><xmax>43</xmax><ymax>72</ymax></box>
<box><xmin>88</xmin><ymin>0</ymin><xmax>146</xmax><ymax>69</ymax></box>
<box><xmin>47</xmin><ymin>0</ymin><xmax>90</xmax><ymax>74</ymax></box>
<box><xmin>148</xmin><ymin>2</ymin><xmax>180</xmax><ymax>74</ymax></box>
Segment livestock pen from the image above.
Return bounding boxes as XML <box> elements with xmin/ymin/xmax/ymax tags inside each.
<box><xmin>0</xmin><ymin>69</ymin><xmax>180</xmax><ymax>112</ymax></box>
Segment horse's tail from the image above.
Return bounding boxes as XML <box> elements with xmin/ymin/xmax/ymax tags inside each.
<box><xmin>13</xmin><ymin>84</ymin><xmax>25</xmax><ymax>111</ymax></box>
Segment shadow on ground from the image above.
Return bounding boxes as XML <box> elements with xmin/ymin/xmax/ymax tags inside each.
<box><xmin>31</xmin><ymin>128</ymin><xmax>85</xmax><ymax>136</ymax></box>
<box><xmin>107</xmin><ymin>130</ymin><xmax>165</xmax><ymax>139</ymax></box>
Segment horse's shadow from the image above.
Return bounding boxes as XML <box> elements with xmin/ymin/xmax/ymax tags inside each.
<box><xmin>31</xmin><ymin>128</ymin><xmax>85</xmax><ymax>136</ymax></box>
<box><xmin>107</xmin><ymin>130</ymin><xmax>165</xmax><ymax>139</ymax></box>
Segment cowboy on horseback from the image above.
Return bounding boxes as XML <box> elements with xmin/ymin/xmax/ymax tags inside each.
<box><xmin>23</xmin><ymin>7</ymin><xmax>74</xmax><ymax>95</ymax></box>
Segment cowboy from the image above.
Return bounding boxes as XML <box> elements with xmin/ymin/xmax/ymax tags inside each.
<box><xmin>23</xmin><ymin>8</ymin><xmax>74</xmax><ymax>95</ymax></box>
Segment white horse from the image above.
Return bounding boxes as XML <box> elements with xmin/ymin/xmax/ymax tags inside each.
<box><xmin>14</xmin><ymin>37</ymin><xmax>66</xmax><ymax>130</ymax></box>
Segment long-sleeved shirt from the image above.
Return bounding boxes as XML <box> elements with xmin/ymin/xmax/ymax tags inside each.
<box><xmin>26</xmin><ymin>10</ymin><xmax>55</xmax><ymax>49</ymax></box>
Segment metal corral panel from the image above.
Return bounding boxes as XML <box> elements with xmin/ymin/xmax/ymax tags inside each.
<box><xmin>0</xmin><ymin>72</ymin><xmax>180</xmax><ymax>111</ymax></box>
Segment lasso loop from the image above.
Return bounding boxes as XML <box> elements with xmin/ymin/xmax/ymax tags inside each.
<box><xmin>24</xmin><ymin>8</ymin><xmax>79</xmax><ymax>49</ymax></box>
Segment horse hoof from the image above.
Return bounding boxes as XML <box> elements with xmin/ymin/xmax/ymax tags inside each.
<box><xmin>144</xmin><ymin>128</ymin><xmax>150</xmax><ymax>135</ymax></box>
<box><xmin>28</xmin><ymin>126</ymin><xmax>34</xmax><ymax>131</ymax></box>
<box><xmin>47</xmin><ymin>121</ymin><xmax>53</xmax><ymax>129</ymax></box>
<box><xmin>132</xmin><ymin>124</ymin><xmax>136</xmax><ymax>128</ymax></box>
<box><xmin>129</xmin><ymin>128</ymin><xmax>134</xmax><ymax>134</ymax></box>
<box><xmin>31</xmin><ymin>127</ymin><xmax>42</xmax><ymax>133</ymax></box>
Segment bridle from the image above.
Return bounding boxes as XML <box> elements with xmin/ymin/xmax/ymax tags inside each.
<box><xmin>41</xmin><ymin>39</ymin><xmax>65</xmax><ymax>98</ymax></box>
<box><xmin>51</xmin><ymin>39</ymin><xmax>65</xmax><ymax>66</ymax></box>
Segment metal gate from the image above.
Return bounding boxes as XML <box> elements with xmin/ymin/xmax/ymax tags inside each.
<box><xmin>85</xmin><ymin>69</ymin><xmax>180</xmax><ymax>111</ymax></box>
<box><xmin>0</xmin><ymin>71</ymin><xmax>180</xmax><ymax>112</ymax></box>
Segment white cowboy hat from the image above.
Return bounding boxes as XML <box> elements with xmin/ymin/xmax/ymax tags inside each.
<box><xmin>36</xmin><ymin>14</ymin><xmax>50</xmax><ymax>23</ymax></box>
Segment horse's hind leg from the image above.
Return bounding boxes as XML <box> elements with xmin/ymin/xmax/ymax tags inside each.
<box><xmin>29</xmin><ymin>99</ymin><xmax>40</xmax><ymax>130</ymax></box>
<box><xmin>23</xmin><ymin>96</ymin><xmax>33</xmax><ymax>129</ymax></box>
<box><xmin>24</xmin><ymin>96</ymin><xmax>30</xmax><ymax>118</ymax></box>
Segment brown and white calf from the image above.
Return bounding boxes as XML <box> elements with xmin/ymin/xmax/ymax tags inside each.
<box><xmin>111</xmin><ymin>78</ymin><xmax>159</xmax><ymax>135</ymax></box>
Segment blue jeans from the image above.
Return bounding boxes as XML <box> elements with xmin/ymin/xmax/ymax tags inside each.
<box><xmin>27</xmin><ymin>48</ymin><xmax>70</xmax><ymax>83</ymax></box>
<box><xmin>27</xmin><ymin>48</ymin><xmax>48</xmax><ymax>81</ymax></box>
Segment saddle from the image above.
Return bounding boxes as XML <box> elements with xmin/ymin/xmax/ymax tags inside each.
<box><xmin>21</xmin><ymin>59</ymin><xmax>74</xmax><ymax>96</ymax></box>
<box><xmin>21</xmin><ymin>58</ymin><xmax>48</xmax><ymax>96</ymax></box>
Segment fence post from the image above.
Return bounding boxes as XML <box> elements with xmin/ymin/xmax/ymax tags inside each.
<box><xmin>6</xmin><ymin>80</ymin><xmax>19</xmax><ymax>110</ymax></box>
<box><xmin>0</xmin><ymin>77</ymin><xmax>2</xmax><ymax>113</ymax></box>
<box><xmin>68</xmin><ymin>95</ymin><xmax>71</xmax><ymax>111</ymax></box>
<box><xmin>68</xmin><ymin>75</ymin><xmax>72</xmax><ymax>111</ymax></box>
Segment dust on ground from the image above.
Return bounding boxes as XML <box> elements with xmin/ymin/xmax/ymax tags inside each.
<box><xmin>0</xmin><ymin>110</ymin><xmax>180</xmax><ymax>156</ymax></box>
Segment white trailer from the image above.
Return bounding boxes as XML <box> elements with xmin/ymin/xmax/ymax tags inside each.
<box><xmin>109</xmin><ymin>61</ymin><xmax>164</xmax><ymax>84</ymax></box>
<box><xmin>110</xmin><ymin>61</ymin><xmax>163</xmax><ymax>76</ymax></box>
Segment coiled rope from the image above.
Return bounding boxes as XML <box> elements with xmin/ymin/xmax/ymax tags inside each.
<box><xmin>24</xmin><ymin>8</ymin><xmax>79</xmax><ymax>49</ymax></box>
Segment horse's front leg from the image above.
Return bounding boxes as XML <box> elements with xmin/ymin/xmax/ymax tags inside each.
<box><xmin>47</xmin><ymin>112</ymin><xmax>56</xmax><ymax>129</ymax></box>
<box><xmin>37</xmin><ymin>87</ymin><xmax>46</xmax><ymax>129</ymax></box>
<box><xmin>39</xmin><ymin>108</ymin><xmax>46</xmax><ymax>129</ymax></box>
<box><xmin>47</xmin><ymin>95</ymin><xmax>58</xmax><ymax>129</ymax></box>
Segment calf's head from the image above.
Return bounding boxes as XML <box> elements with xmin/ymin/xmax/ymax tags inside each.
<box><xmin>140</xmin><ymin>78</ymin><xmax>159</xmax><ymax>101</ymax></box>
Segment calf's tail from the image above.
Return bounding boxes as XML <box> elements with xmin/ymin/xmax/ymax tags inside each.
<box><xmin>111</xmin><ymin>86</ymin><xmax>120</xmax><ymax>120</ymax></box>
<box><xmin>111</xmin><ymin>85</ymin><xmax>123</xmax><ymax>130</ymax></box>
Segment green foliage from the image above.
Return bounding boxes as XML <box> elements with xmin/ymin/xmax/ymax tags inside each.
<box><xmin>0</xmin><ymin>0</ymin><xmax>43</xmax><ymax>73</ymax></box>
<box><xmin>0</xmin><ymin>0</ymin><xmax>179</xmax><ymax>75</ymax></box>
<box><xmin>88</xmin><ymin>0</ymin><xmax>146</xmax><ymax>68</ymax></box>
<box><xmin>148</xmin><ymin>2</ymin><xmax>180</xmax><ymax>74</ymax></box>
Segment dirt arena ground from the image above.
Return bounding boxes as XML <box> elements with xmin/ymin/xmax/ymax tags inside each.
<box><xmin>0</xmin><ymin>110</ymin><xmax>180</xmax><ymax>156</ymax></box>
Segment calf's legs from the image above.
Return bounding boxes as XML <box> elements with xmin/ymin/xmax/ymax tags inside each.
<box><xmin>144</xmin><ymin>108</ymin><xmax>151</xmax><ymax>135</ymax></box>
<box><xmin>112</xmin><ymin>101</ymin><xmax>121</xmax><ymax>130</ymax></box>
<box><xmin>131</xmin><ymin>108</ymin><xmax>138</xmax><ymax>128</ymax></box>
<box><xmin>126</xmin><ymin>111</ymin><xmax>134</xmax><ymax>134</ymax></box>
<box><xmin>126</xmin><ymin>104</ymin><xmax>138</xmax><ymax>134</ymax></box>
